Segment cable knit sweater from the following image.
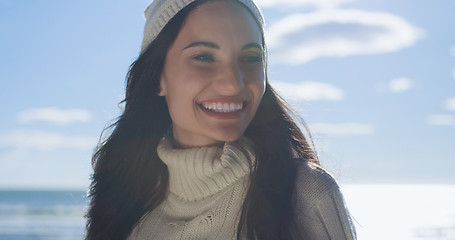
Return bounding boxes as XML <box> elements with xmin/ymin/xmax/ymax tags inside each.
<box><xmin>127</xmin><ymin>136</ymin><xmax>356</xmax><ymax>240</ymax></box>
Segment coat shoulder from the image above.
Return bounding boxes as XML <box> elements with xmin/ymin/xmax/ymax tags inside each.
<box><xmin>293</xmin><ymin>161</ymin><xmax>341</xmax><ymax>209</ymax></box>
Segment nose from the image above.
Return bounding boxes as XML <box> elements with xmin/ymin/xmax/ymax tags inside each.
<box><xmin>215</xmin><ymin>61</ymin><xmax>245</xmax><ymax>96</ymax></box>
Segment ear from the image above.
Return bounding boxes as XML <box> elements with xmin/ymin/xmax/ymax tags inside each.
<box><xmin>157</xmin><ymin>76</ymin><xmax>167</xmax><ymax>96</ymax></box>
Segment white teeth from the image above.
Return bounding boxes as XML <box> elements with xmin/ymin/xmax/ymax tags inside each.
<box><xmin>201</xmin><ymin>102</ymin><xmax>243</xmax><ymax>113</ymax></box>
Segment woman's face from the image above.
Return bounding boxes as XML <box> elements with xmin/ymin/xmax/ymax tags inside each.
<box><xmin>159</xmin><ymin>0</ymin><xmax>265</xmax><ymax>148</ymax></box>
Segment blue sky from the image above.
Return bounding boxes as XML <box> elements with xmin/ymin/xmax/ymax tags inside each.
<box><xmin>1</xmin><ymin>0</ymin><xmax>454</xmax><ymax>189</ymax></box>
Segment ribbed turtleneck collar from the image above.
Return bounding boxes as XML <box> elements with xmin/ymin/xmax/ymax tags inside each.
<box><xmin>157</xmin><ymin>135</ymin><xmax>255</xmax><ymax>201</ymax></box>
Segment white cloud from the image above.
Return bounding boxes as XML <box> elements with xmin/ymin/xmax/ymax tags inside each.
<box><xmin>445</xmin><ymin>97</ymin><xmax>455</xmax><ymax>111</ymax></box>
<box><xmin>17</xmin><ymin>107</ymin><xmax>91</xmax><ymax>125</ymax></box>
<box><xmin>389</xmin><ymin>78</ymin><xmax>413</xmax><ymax>92</ymax></box>
<box><xmin>0</xmin><ymin>130</ymin><xmax>97</xmax><ymax>151</ymax></box>
<box><xmin>427</xmin><ymin>114</ymin><xmax>455</xmax><ymax>126</ymax></box>
<box><xmin>266</xmin><ymin>9</ymin><xmax>424</xmax><ymax>65</ymax></box>
<box><xmin>257</xmin><ymin>0</ymin><xmax>356</xmax><ymax>8</ymax></box>
<box><xmin>453</xmin><ymin>67</ymin><xmax>455</xmax><ymax>79</ymax></box>
<box><xmin>450</xmin><ymin>45</ymin><xmax>455</xmax><ymax>57</ymax></box>
<box><xmin>272</xmin><ymin>81</ymin><xmax>344</xmax><ymax>101</ymax></box>
<box><xmin>309</xmin><ymin>123</ymin><xmax>375</xmax><ymax>135</ymax></box>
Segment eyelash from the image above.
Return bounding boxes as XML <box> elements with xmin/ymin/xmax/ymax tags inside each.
<box><xmin>193</xmin><ymin>53</ymin><xmax>215</xmax><ymax>63</ymax></box>
<box><xmin>242</xmin><ymin>54</ymin><xmax>263</xmax><ymax>63</ymax></box>
<box><xmin>191</xmin><ymin>53</ymin><xmax>263</xmax><ymax>64</ymax></box>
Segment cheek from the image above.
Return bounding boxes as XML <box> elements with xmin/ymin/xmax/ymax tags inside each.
<box><xmin>163</xmin><ymin>67</ymin><xmax>198</xmax><ymax>97</ymax></box>
<box><xmin>165</xmin><ymin>85</ymin><xmax>194</xmax><ymax>114</ymax></box>
<box><xmin>168</xmin><ymin>65</ymin><xmax>214</xmax><ymax>92</ymax></box>
<box><xmin>249</xmin><ymin>71</ymin><xmax>266</xmax><ymax>100</ymax></box>
<box><xmin>163</xmin><ymin>72</ymin><xmax>208</xmax><ymax>116</ymax></box>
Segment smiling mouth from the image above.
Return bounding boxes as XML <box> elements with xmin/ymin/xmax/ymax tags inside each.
<box><xmin>199</xmin><ymin>102</ymin><xmax>244</xmax><ymax>113</ymax></box>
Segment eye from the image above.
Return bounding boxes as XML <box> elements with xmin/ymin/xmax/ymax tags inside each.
<box><xmin>241</xmin><ymin>53</ymin><xmax>263</xmax><ymax>63</ymax></box>
<box><xmin>193</xmin><ymin>53</ymin><xmax>215</xmax><ymax>63</ymax></box>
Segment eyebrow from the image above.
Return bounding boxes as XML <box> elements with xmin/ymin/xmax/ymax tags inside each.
<box><xmin>242</xmin><ymin>42</ymin><xmax>263</xmax><ymax>51</ymax></box>
<box><xmin>182</xmin><ymin>41</ymin><xmax>263</xmax><ymax>51</ymax></box>
<box><xmin>183</xmin><ymin>41</ymin><xmax>219</xmax><ymax>50</ymax></box>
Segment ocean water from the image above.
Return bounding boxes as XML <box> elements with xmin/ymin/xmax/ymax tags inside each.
<box><xmin>0</xmin><ymin>190</ymin><xmax>87</xmax><ymax>240</ymax></box>
<box><xmin>0</xmin><ymin>185</ymin><xmax>454</xmax><ymax>240</ymax></box>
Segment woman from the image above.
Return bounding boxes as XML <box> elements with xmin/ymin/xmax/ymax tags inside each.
<box><xmin>86</xmin><ymin>0</ymin><xmax>357</xmax><ymax>239</ymax></box>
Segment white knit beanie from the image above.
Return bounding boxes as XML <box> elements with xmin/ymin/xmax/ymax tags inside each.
<box><xmin>140</xmin><ymin>0</ymin><xmax>265</xmax><ymax>53</ymax></box>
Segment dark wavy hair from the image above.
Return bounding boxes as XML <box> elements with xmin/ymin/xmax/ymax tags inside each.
<box><xmin>85</xmin><ymin>0</ymin><xmax>319</xmax><ymax>239</ymax></box>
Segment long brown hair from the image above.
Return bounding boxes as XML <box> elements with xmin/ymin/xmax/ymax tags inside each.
<box><xmin>85</xmin><ymin>1</ymin><xmax>318</xmax><ymax>239</ymax></box>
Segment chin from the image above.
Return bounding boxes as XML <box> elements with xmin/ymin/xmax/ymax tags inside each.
<box><xmin>212</xmin><ymin>129</ymin><xmax>246</xmax><ymax>143</ymax></box>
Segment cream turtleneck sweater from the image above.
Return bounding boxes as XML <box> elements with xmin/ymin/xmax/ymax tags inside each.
<box><xmin>128</xmin><ymin>136</ymin><xmax>356</xmax><ymax>240</ymax></box>
<box><xmin>128</xmin><ymin>136</ymin><xmax>254</xmax><ymax>240</ymax></box>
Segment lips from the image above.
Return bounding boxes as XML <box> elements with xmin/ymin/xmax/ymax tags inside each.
<box><xmin>199</xmin><ymin>102</ymin><xmax>243</xmax><ymax>113</ymax></box>
<box><xmin>198</xmin><ymin>98</ymin><xmax>246</xmax><ymax>115</ymax></box>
